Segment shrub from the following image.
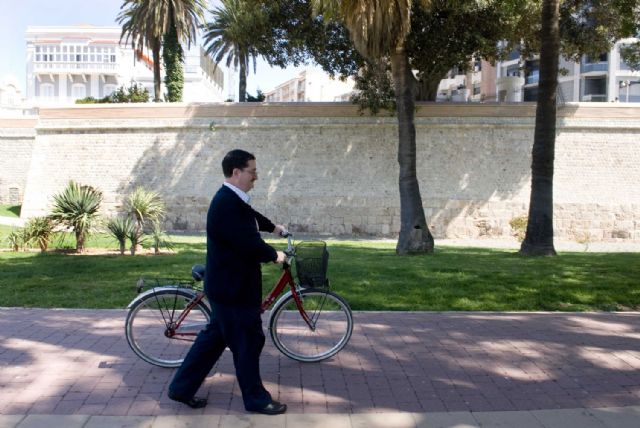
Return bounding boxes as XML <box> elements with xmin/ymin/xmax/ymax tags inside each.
<box><xmin>24</xmin><ymin>216</ymin><xmax>55</xmax><ymax>252</ymax></box>
<box><xmin>109</xmin><ymin>83</ymin><xmax>150</xmax><ymax>103</ymax></box>
<box><xmin>74</xmin><ymin>83</ymin><xmax>150</xmax><ymax>104</ymax></box>
<box><xmin>106</xmin><ymin>216</ymin><xmax>134</xmax><ymax>255</ymax></box>
<box><xmin>509</xmin><ymin>216</ymin><xmax>528</xmax><ymax>242</ymax></box>
<box><xmin>147</xmin><ymin>221</ymin><xmax>174</xmax><ymax>255</ymax></box>
<box><xmin>126</xmin><ymin>226</ymin><xmax>146</xmax><ymax>256</ymax></box>
<box><xmin>126</xmin><ymin>187</ymin><xmax>166</xmax><ymax>237</ymax></box>
<box><xmin>49</xmin><ymin>181</ymin><xmax>103</xmax><ymax>253</ymax></box>
<box><xmin>6</xmin><ymin>229</ymin><xmax>26</xmax><ymax>251</ymax></box>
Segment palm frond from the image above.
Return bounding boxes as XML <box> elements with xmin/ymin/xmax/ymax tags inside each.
<box><xmin>202</xmin><ymin>0</ymin><xmax>267</xmax><ymax>83</ymax></box>
<box><xmin>125</xmin><ymin>187</ymin><xmax>166</xmax><ymax>229</ymax></box>
<box><xmin>312</xmin><ymin>0</ymin><xmax>432</xmax><ymax>59</ymax></box>
<box><xmin>49</xmin><ymin>181</ymin><xmax>103</xmax><ymax>252</ymax></box>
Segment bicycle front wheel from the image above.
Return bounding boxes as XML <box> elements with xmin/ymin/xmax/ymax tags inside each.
<box><xmin>269</xmin><ymin>288</ymin><xmax>353</xmax><ymax>362</ymax></box>
<box><xmin>125</xmin><ymin>288</ymin><xmax>211</xmax><ymax>368</ymax></box>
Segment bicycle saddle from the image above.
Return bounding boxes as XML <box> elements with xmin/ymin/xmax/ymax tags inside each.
<box><xmin>191</xmin><ymin>264</ymin><xmax>205</xmax><ymax>282</ymax></box>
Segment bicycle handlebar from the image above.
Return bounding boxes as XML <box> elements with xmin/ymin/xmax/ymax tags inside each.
<box><xmin>279</xmin><ymin>229</ymin><xmax>295</xmax><ymax>259</ymax></box>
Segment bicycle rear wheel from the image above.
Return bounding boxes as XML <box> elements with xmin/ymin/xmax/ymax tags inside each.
<box><xmin>269</xmin><ymin>288</ymin><xmax>353</xmax><ymax>362</ymax></box>
<box><xmin>125</xmin><ymin>288</ymin><xmax>211</xmax><ymax>368</ymax></box>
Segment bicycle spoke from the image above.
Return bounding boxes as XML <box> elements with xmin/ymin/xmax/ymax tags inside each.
<box><xmin>125</xmin><ymin>289</ymin><xmax>210</xmax><ymax>368</ymax></box>
<box><xmin>270</xmin><ymin>289</ymin><xmax>353</xmax><ymax>362</ymax></box>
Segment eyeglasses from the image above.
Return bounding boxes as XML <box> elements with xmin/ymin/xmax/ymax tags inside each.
<box><xmin>242</xmin><ymin>168</ymin><xmax>258</xmax><ymax>176</ymax></box>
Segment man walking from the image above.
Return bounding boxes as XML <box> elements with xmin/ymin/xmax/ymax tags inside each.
<box><xmin>168</xmin><ymin>149</ymin><xmax>287</xmax><ymax>415</ymax></box>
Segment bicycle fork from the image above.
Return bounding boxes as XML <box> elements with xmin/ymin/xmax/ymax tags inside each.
<box><xmin>292</xmin><ymin>288</ymin><xmax>329</xmax><ymax>332</ymax></box>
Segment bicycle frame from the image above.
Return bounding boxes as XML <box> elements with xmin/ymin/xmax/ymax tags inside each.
<box><xmin>168</xmin><ymin>262</ymin><xmax>314</xmax><ymax>338</ymax></box>
<box><xmin>127</xmin><ymin>285</ymin><xmax>204</xmax><ymax>338</ymax></box>
<box><xmin>261</xmin><ymin>262</ymin><xmax>314</xmax><ymax>329</ymax></box>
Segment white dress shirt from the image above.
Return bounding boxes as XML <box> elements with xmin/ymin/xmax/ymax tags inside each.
<box><xmin>224</xmin><ymin>182</ymin><xmax>251</xmax><ymax>205</ymax></box>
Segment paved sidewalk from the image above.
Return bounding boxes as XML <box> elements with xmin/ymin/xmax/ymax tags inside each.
<box><xmin>1</xmin><ymin>309</ymin><xmax>639</xmax><ymax>427</ymax></box>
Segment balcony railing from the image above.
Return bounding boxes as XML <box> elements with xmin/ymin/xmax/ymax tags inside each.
<box><xmin>33</xmin><ymin>61</ymin><xmax>119</xmax><ymax>73</ymax></box>
<box><xmin>581</xmin><ymin>94</ymin><xmax>607</xmax><ymax>102</ymax></box>
<box><xmin>581</xmin><ymin>62</ymin><xmax>608</xmax><ymax>73</ymax></box>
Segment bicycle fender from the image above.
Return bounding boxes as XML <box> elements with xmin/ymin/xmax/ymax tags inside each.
<box><xmin>267</xmin><ymin>290</ymin><xmax>294</xmax><ymax>325</ymax></box>
<box><xmin>126</xmin><ymin>286</ymin><xmax>199</xmax><ymax>309</ymax></box>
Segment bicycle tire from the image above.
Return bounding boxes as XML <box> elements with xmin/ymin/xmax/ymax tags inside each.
<box><xmin>269</xmin><ymin>288</ymin><xmax>353</xmax><ymax>362</ymax></box>
<box><xmin>125</xmin><ymin>288</ymin><xmax>211</xmax><ymax>368</ymax></box>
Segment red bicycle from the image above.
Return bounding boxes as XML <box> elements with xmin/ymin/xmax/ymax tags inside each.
<box><xmin>124</xmin><ymin>233</ymin><xmax>353</xmax><ymax>367</ymax></box>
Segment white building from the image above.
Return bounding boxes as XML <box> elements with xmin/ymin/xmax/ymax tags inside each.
<box><xmin>496</xmin><ymin>38</ymin><xmax>640</xmax><ymax>103</ymax></box>
<box><xmin>435</xmin><ymin>60</ymin><xmax>498</xmax><ymax>102</ymax></box>
<box><xmin>25</xmin><ymin>25</ymin><xmax>226</xmax><ymax>105</ymax></box>
<box><xmin>0</xmin><ymin>76</ymin><xmax>29</xmax><ymax>115</ymax></box>
<box><xmin>264</xmin><ymin>69</ymin><xmax>354</xmax><ymax>102</ymax></box>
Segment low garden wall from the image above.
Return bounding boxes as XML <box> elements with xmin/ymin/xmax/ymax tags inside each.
<box><xmin>2</xmin><ymin>102</ymin><xmax>640</xmax><ymax>241</ymax></box>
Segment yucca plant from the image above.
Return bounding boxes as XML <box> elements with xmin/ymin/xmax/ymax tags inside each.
<box><xmin>106</xmin><ymin>216</ymin><xmax>134</xmax><ymax>255</ymax></box>
<box><xmin>148</xmin><ymin>220</ymin><xmax>174</xmax><ymax>255</ymax></box>
<box><xmin>126</xmin><ymin>187</ymin><xmax>166</xmax><ymax>238</ymax></box>
<box><xmin>126</xmin><ymin>226</ymin><xmax>146</xmax><ymax>256</ymax></box>
<box><xmin>6</xmin><ymin>229</ymin><xmax>25</xmax><ymax>251</ymax></box>
<box><xmin>24</xmin><ymin>216</ymin><xmax>55</xmax><ymax>252</ymax></box>
<box><xmin>49</xmin><ymin>181</ymin><xmax>103</xmax><ymax>253</ymax></box>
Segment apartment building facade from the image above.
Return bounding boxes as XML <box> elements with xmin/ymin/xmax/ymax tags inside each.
<box><xmin>25</xmin><ymin>25</ymin><xmax>226</xmax><ymax>105</ymax></box>
<box><xmin>496</xmin><ymin>38</ymin><xmax>640</xmax><ymax>103</ymax></box>
<box><xmin>264</xmin><ymin>69</ymin><xmax>355</xmax><ymax>102</ymax></box>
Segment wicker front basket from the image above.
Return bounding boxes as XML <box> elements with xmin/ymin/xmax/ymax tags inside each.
<box><xmin>294</xmin><ymin>240</ymin><xmax>329</xmax><ymax>288</ymax></box>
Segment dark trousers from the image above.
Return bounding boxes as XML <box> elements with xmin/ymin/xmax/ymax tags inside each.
<box><xmin>168</xmin><ymin>302</ymin><xmax>272</xmax><ymax>410</ymax></box>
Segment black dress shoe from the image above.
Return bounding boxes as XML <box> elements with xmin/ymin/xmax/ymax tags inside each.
<box><xmin>167</xmin><ymin>391</ymin><xmax>207</xmax><ymax>409</ymax></box>
<box><xmin>247</xmin><ymin>400</ymin><xmax>287</xmax><ymax>415</ymax></box>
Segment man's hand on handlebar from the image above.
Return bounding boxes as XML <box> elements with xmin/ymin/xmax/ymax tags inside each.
<box><xmin>275</xmin><ymin>251</ymin><xmax>287</xmax><ymax>264</ymax></box>
<box><xmin>273</xmin><ymin>224</ymin><xmax>289</xmax><ymax>237</ymax></box>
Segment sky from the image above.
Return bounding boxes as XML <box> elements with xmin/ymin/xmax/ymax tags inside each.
<box><xmin>0</xmin><ymin>0</ymin><xmax>318</xmax><ymax>98</ymax></box>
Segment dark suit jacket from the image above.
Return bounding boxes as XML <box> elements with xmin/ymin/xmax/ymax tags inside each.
<box><xmin>204</xmin><ymin>185</ymin><xmax>277</xmax><ymax>307</ymax></box>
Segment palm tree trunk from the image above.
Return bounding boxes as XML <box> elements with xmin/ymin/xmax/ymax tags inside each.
<box><xmin>76</xmin><ymin>230</ymin><xmax>85</xmax><ymax>253</ymax></box>
<box><xmin>163</xmin><ymin>19</ymin><xmax>184</xmax><ymax>102</ymax></box>
<box><xmin>152</xmin><ymin>38</ymin><xmax>162</xmax><ymax>102</ymax></box>
<box><xmin>238</xmin><ymin>59</ymin><xmax>247</xmax><ymax>102</ymax></box>
<box><xmin>520</xmin><ymin>0</ymin><xmax>559</xmax><ymax>256</ymax></box>
<box><xmin>391</xmin><ymin>48</ymin><xmax>434</xmax><ymax>255</ymax></box>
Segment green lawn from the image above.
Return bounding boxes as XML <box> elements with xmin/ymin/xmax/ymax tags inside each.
<box><xmin>0</xmin><ymin>227</ymin><xmax>638</xmax><ymax>311</ymax></box>
<box><xmin>0</xmin><ymin>205</ymin><xmax>21</xmax><ymax>218</ymax></box>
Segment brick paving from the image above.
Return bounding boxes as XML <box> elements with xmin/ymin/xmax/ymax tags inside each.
<box><xmin>1</xmin><ymin>309</ymin><xmax>639</xmax><ymax>418</ymax></box>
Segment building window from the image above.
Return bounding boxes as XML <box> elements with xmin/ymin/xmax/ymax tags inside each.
<box><xmin>72</xmin><ymin>83</ymin><xmax>86</xmax><ymax>99</ymax></box>
<box><xmin>524</xmin><ymin>60</ymin><xmax>540</xmax><ymax>85</ymax></box>
<box><xmin>585</xmin><ymin>53</ymin><xmax>607</xmax><ymax>64</ymax></box>
<box><xmin>506</xmin><ymin>64</ymin><xmax>520</xmax><ymax>77</ymax></box>
<box><xmin>507</xmin><ymin>48</ymin><xmax>520</xmax><ymax>61</ymax></box>
<box><xmin>582</xmin><ymin>77</ymin><xmax>607</xmax><ymax>101</ymax></box>
<box><xmin>40</xmin><ymin>83</ymin><xmax>55</xmax><ymax>98</ymax></box>
<box><xmin>523</xmin><ymin>86</ymin><xmax>538</xmax><ymax>102</ymax></box>
<box><xmin>103</xmin><ymin>84</ymin><xmax>117</xmax><ymax>97</ymax></box>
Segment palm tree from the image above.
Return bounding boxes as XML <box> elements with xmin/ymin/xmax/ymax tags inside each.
<box><xmin>126</xmin><ymin>186</ymin><xmax>166</xmax><ymax>237</ymax></box>
<box><xmin>313</xmin><ymin>0</ymin><xmax>434</xmax><ymax>254</ymax></box>
<box><xmin>202</xmin><ymin>0</ymin><xmax>267</xmax><ymax>102</ymax></box>
<box><xmin>118</xmin><ymin>0</ymin><xmax>205</xmax><ymax>102</ymax></box>
<box><xmin>519</xmin><ymin>0</ymin><xmax>559</xmax><ymax>256</ymax></box>
<box><xmin>106</xmin><ymin>215</ymin><xmax>135</xmax><ymax>255</ymax></box>
<box><xmin>49</xmin><ymin>181</ymin><xmax>103</xmax><ymax>253</ymax></box>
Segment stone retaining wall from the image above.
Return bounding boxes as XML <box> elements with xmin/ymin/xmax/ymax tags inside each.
<box><xmin>0</xmin><ymin>118</ymin><xmax>37</xmax><ymax>205</ymax></box>
<box><xmin>2</xmin><ymin>102</ymin><xmax>639</xmax><ymax>241</ymax></box>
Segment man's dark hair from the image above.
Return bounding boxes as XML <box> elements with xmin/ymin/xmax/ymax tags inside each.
<box><xmin>222</xmin><ymin>149</ymin><xmax>255</xmax><ymax>178</ymax></box>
